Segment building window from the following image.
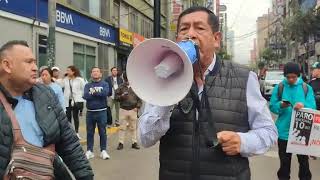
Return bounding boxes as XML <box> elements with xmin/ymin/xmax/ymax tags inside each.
<box><xmin>73</xmin><ymin>43</ymin><xmax>96</xmax><ymax>80</ymax></box>
<box><xmin>113</xmin><ymin>0</ymin><xmax>120</xmax><ymax>27</ymax></box>
<box><xmin>130</xmin><ymin>12</ymin><xmax>138</xmax><ymax>32</ymax></box>
<box><xmin>101</xmin><ymin>0</ymin><xmax>111</xmax><ymax>21</ymax></box>
<box><xmin>145</xmin><ymin>19</ymin><xmax>153</xmax><ymax>38</ymax></box>
<box><xmin>120</xmin><ymin>2</ymin><xmax>129</xmax><ymax>29</ymax></box>
<box><xmin>67</xmin><ymin>0</ymin><xmax>101</xmax><ymax>18</ymax></box>
<box><xmin>141</xmin><ymin>18</ymin><xmax>153</xmax><ymax>38</ymax></box>
<box><xmin>89</xmin><ymin>0</ymin><xmax>101</xmax><ymax>18</ymax></box>
<box><xmin>38</xmin><ymin>34</ymin><xmax>48</xmax><ymax>68</ymax></box>
<box><xmin>141</xmin><ymin>18</ymin><xmax>145</xmax><ymax>36</ymax></box>
<box><xmin>67</xmin><ymin>0</ymin><xmax>89</xmax><ymax>12</ymax></box>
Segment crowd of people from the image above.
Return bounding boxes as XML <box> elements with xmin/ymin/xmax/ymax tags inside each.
<box><xmin>36</xmin><ymin>64</ymin><xmax>142</xmax><ymax>160</ymax></box>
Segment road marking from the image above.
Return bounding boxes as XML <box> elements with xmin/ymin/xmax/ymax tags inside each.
<box><xmin>79</xmin><ymin>127</ymin><xmax>119</xmax><ymax>145</ymax></box>
<box><xmin>79</xmin><ymin>126</ymin><xmax>119</xmax><ymax>134</ymax></box>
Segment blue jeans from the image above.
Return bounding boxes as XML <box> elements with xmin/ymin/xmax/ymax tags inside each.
<box><xmin>86</xmin><ymin>110</ymin><xmax>107</xmax><ymax>152</ymax></box>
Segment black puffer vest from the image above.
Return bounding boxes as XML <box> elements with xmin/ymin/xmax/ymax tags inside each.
<box><xmin>159</xmin><ymin>59</ymin><xmax>251</xmax><ymax>180</ymax></box>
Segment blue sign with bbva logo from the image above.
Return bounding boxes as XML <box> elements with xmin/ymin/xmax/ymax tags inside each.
<box><xmin>0</xmin><ymin>0</ymin><xmax>116</xmax><ymax>44</ymax></box>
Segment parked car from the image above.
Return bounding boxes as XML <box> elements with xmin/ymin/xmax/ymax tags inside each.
<box><xmin>262</xmin><ymin>70</ymin><xmax>284</xmax><ymax>100</ymax></box>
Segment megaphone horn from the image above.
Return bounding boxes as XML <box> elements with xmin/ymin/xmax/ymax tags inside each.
<box><xmin>126</xmin><ymin>38</ymin><xmax>199</xmax><ymax>106</ymax></box>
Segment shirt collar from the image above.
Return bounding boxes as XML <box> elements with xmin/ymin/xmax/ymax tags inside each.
<box><xmin>0</xmin><ymin>83</ymin><xmax>33</xmax><ymax>107</ymax></box>
<box><xmin>0</xmin><ymin>83</ymin><xmax>18</xmax><ymax>108</ymax></box>
<box><xmin>204</xmin><ymin>54</ymin><xmax>216</xmax><ymax>77</ymax></box>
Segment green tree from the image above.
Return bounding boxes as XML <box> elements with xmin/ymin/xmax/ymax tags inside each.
<box><xmin>257</xmin><ymin>61</ymin><xmax>265</xmax><ymax>70</ymax></box>
<box><xmin>283</xmin><ymin>1</ymin><xmax>320</xmax><ymax>61</ymax></box>
<box><xmin>261</xmin><ymin>48</ymin><xmax>277</xmax><ymax>65</ymax></box>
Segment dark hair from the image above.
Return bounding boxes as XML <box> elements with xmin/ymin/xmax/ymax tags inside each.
<box><xmin>284</xmin><ymin>62</ymin><xmax>301</xmax><ymax>77</ymax></box>
<box><xmin>91</xmin><ymin>67</ymin><xmax>101</xmax><ymax>73</ymax></box>
<box><xmin>67</xmin><ymin>65</ymin><xmax>81</xmax><ymax>77</ymax></box>
<box><xmin>40</xmin><ymin>68</ymin><xmax>54</xmax><ymax>82</ymax></box>
<box><xmin>110</xmin><ymin>67</ymin><xmax>117</xmax><ymax>72</ymax></box>
<box><xmin>177</xmin><ymin>6</ymin><xmax>219</xmax><ymax>33</ymax></box>
<box><xmin>0</xmin><ymin>40</ymin><xmax>29</xmax><ymax>61</ymax></box>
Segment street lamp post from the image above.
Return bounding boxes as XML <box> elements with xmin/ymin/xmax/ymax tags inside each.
<box><xmin>154</xmin><ymin>0</ymin><xmax>161</xmax><ymax>38</ymax></box>
<box><xmin>47</xmin><ymin>0</ymin><xmax>56</xmax><ymax>67</ymax></box>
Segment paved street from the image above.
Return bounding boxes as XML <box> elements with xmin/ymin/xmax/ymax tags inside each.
<box><xmin>76</xmin><ymin>114</ymin><xmax>320</xmax><ymax>180</ymax></box>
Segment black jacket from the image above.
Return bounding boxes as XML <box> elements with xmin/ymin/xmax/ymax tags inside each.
<box><xmin>0</xmin><ymin>84</ymin><xmax>94</xmax><ymax>180</ymax></box>
<box><xmin>159</xmin><ymin>59</ymin><xmax>251</xmax><ymax>180</ymax></box>
<box><xmin>115</xmin><ymin>82</ymin><xmax>142</xmax><ymax>110</ymax></box>
<box><xmin>309</xmin><ymin>78</ymin><xmax>320</xmax><ymax>110</ymax></box>
<box><xmin>105</xmin><ymin>75</ymin><xmax>124</xmax><ymax>90</ymax></box>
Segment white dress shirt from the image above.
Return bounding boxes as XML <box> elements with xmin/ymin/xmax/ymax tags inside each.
<box><xmin>138</xmin><ymin>58</ymin><xmax>278</xmax><ymax>157</ymax></box>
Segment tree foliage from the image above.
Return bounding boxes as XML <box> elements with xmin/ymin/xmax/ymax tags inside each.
<box><xmin>283</xmin><ymin>2</ymin><xmax>320</xmax><ymax>43</ymax></box>
<box><xmin>257</xmin><ymin>61</ymin><xmax>265</xmax><ymax>69</ymax></box>
<box><xmin>261</xmin><ymin>48</ymin><xmax>277</xmax><ymax>63</ymax></box>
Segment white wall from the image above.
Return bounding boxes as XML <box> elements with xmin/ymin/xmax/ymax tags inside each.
<box><xmin>0</xmin><ymin>17</ymin><xmax>33</xmax><ymax>50</ymax></box>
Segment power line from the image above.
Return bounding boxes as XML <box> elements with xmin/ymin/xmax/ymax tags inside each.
<box><xmin>227</xmin><ymin>18</ymin><xmax>280</xmax><ymax>41</ymax></box>
<box><xmin>229</xmin><ymin>0</ymin><xmax>247</xmax><ymax>29</ymax></box>
<box><xmin>119</xmin><ymin>0</ymin><xmax>173</xmax><ymax>17</ymax></box>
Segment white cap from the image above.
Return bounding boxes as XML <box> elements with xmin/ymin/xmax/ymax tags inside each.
<box><xmin>39</xmin><ymin>66</ymin><xmax>48</xmax><ymax>72</ymax></box>
<box><xmin>51</xmin><ymin>66</ymin><xmax>60</xmax><ymax>71</ymax></box>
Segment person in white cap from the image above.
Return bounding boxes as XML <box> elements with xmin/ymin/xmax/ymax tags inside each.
<box><xmin>51</xmin><ymin>66</ymin><xmax>63</xmax><ymax>87</ymax></box>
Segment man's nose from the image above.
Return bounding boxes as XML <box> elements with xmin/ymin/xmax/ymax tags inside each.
<box><xmin>32</xmin><ymin>63</ymin><xmax>38</xmax><ymax>71</ymax></box>
<box><xmin>185</xmin><ymin>28</ymin><xmax>197</xmax><ymax>40</ymax></box>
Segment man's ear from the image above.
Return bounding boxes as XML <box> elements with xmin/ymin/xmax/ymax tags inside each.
<box><xmin>212</xmin><ymin>32</ymin><xmax>222</xmax><ymax>49</ymax></box>
<box><xmin>0</xmin><ymin>58</ymin><xmax>12</xmax><ymax>74</ymax></box>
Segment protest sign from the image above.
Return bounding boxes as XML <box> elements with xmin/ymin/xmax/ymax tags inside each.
<box><xmin>287</xmin><ymin>108</ymin><xmax>320</xmax><ymax>157</ymax></box>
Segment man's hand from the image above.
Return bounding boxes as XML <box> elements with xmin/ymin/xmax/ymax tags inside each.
<box><xmin>217</xmin><ymin>131</ymin><xmax>241</xmax><ymax>156</ymax></box>
<box><xmin>294</xmin><ymin>102</ymin><xmax>304</xmax><ymax>110</ymax></box>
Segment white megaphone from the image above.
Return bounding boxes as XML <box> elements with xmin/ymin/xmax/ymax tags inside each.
<box><xmin>126</xmin><ymin>38</ymin><xmax>199</xmax><ymax>106</ymax></box>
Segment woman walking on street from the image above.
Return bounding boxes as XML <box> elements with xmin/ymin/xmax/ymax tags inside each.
<box><xmin>61</xmin><ymin>65</ymin><xmax>86</xmax><ymax>139</ymax></box>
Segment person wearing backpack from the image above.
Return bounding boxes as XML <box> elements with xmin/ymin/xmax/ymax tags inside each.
<box><xmin>269</xmin><ymin>62</ymin><xmax>316</xmax><ymax>180</ymax></box>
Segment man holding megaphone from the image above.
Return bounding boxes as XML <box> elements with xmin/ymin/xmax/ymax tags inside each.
<box><xmin>132</xmin><ymin>6</ymin><xmax>278</xmax><ymax>180</ymax></box>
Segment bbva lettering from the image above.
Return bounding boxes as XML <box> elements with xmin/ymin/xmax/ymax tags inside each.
<box><xmin>100</xmin><ymin>27</ymin><xmax>111</xmax><ymax>38</ymax></box>
<box><xmin>56</xmin><ymin>10</ymin><xmax>73</xmax><ymax>25</ymax></box>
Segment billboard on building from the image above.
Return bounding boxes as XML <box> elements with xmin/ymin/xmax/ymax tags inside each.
<box><xmin>119</xmin><ymin>28</ymin><xmax>133</xmax><ymax>46</ymax></box>
<box><xmin>133</xmin><ymin>33</ymin><xmax>145</xmax><ymax>47</ymax></box>
<box><xmin>0</xmin><ymin>0</ymin><xmax>116</xmax><ymax>44</ymax></box>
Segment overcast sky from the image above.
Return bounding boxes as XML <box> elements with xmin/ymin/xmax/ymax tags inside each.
<box><xmin>220</xmin><ymin>0</ymin><xmax>271</xmax><ymax>64</ymax></box>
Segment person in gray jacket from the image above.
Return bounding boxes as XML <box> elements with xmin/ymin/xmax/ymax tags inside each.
<box><xmin>0</xmin><ymin>40</ymin><xmax>93</xmax><ymax>180</ymax></box>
